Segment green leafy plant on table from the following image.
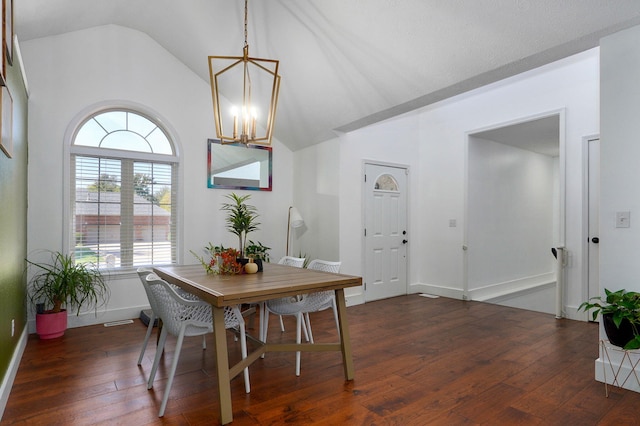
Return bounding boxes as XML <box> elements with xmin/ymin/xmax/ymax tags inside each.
<box><xmin>244</xmin><ymin>240</ymin><xmax>271</xmax><ymax>262</ymax></box>
<box><xmin>220</xmin><ymin>193</ymin><xmax>260</xmax><ymax>258</ymax></box>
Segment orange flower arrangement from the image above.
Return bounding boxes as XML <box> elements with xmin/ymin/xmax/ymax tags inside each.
<box><xmin>191</xmin><ymin>244</ymin><xmax>243</xmax><ymax>275</ymax></box>
<box><xmin>213</xmin><ymin>248</ymin><xmax>243</xmax><ymax>275</ymax></box>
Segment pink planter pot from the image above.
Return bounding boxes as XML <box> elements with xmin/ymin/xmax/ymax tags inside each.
<box><xmin>36</xmin><ymin>310</ymin><xmax>68</xmax><ymax>339</ymax></box>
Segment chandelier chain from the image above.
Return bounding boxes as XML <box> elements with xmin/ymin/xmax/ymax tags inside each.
<box><xmin>244</xmin><ymin>0</ymin><xmax>249</xmax><ymax>49</ymax></box>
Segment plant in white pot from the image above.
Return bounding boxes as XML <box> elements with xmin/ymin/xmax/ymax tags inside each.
<box><xmin>27</xmin><ymin>251</ymin><xmax>110</xmax><ymax>339</ymax></box>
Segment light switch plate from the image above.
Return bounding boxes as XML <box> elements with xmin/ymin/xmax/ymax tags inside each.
<box><xmin>616</xmin><ymin>211</ymin><xmax>630</xmax><ymax>228</ymax></box>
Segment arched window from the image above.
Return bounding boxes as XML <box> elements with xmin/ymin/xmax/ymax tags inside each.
<box><xmin>374</xmin><ymin>174</ymin><xmax>399</xmax><ymax>191</ymax></box>
<box><xmin>70</xmin><ymin>109</ymin><xmax>178</xmax><ymax>269</ymax></box>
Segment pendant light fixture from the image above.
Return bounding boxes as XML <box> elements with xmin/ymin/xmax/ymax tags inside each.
<box><xmin>209</xmin><ymin>0</ymin><xmax>281</xmax><ymax>146</ymax></box>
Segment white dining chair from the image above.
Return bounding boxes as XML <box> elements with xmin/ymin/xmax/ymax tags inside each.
<box><xmin>136</xmin><ymin>267</ymin><xmax>207</xmax><ymax>367</ymax></box>
<box><xmin>278</xmin><ymin>256</ymin><xmax>306</xmax><ymax>268</ymax></box>
<box><xmin>276</xmin><ymin>256</ymin><xmax>305</xmax><ymax>331</ymax></box>
<box><xmin>300</xmin><ymin>259</ymin><xmax>341</xmax><ymax>343</ymax></box>
<box><xmin>136</xmin><ymin>267</ymin><xmax>158</xmax><ymax>366</ymax></box>
<box><xmin>263</xmin><ymin>259</ymin><xmax>341</xmax><ymax>376</ymax></box>
<box><xmin>262</xmin><ymin>256</ymin><xmax>306</xmax><ymax>337</ymax></box>
<box><xmin>145</xmin><ymin>273</ymin><xmax>250</xmax><ymax>417</ymax></box>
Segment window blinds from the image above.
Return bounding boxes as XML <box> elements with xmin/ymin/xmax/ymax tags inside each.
<box><xmin>72</xmin><ymin>155</ymin><xmax>176</xmax><ymax>269</ymax></box>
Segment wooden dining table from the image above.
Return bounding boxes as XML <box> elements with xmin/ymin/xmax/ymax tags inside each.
<box><xmin>153</xmin><ymin>262</ymin><xmax>362</xmax><ymax>424</ymax></box>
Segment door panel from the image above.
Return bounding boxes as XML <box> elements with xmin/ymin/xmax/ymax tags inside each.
<box><xmin>364</xmin><ymin>163</ymin><xmax>408</xmax><ymax>301</ymax></box>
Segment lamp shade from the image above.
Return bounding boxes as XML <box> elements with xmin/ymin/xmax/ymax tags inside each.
<box><xmin>286</xmin><ymin>206</ymin><xmax>304</xmax><ymax>256</ymax></box>
<box><xmin>289</xmin><ymin>207</ymin><xmax>304</xmax><ymax>228</ymax></box>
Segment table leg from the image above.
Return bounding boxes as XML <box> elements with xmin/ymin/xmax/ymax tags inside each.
<box><xmin>335</xmin><ymin>288</ymin><xmax>355</xmax><ymax>380</ymax></box>
<box><xmin>258</xmin><ymin>301</ymin><xmax>265</xmax><ymax>342</ymax></box>
<box><xmin>212</xmin><ymin>306</ymin><xmax>233</xmax><ymax>424</ymax></box>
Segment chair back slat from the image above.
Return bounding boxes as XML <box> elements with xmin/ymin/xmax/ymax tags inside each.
<box><xmin>278</xmin><ymin>256</ymin><xmax>305</xmax><ymax>268</ymax></box>
<box><xmin>307</xmin><ymin>260</ymin><xmax>341</xmax><ymax>273</ymax></box>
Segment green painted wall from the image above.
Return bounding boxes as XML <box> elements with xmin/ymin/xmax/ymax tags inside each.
<box><xmin>0</xmin><ymin>57</ymin><xmax>28</xmax><ymax>386</ymax></box>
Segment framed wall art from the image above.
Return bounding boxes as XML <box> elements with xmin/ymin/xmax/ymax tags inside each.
<box><xmin>0</xmin><ymin>84</ymin><xmax>12</xmax><ymax>157</ymax></box>
<box><xmin>4</xmin><ymin>0</ymin><xmax>12</xmax><ymax>66</ymax></box>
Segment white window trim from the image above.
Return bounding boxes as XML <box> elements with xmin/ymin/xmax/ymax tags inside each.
<box><xmin>63</xmin><ymin>100</ymin><xmax>184</xmax><ymax>275</ymax></box>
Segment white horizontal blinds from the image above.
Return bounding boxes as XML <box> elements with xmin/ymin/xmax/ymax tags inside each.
<box><xmin>130</xmin><ymin>161</ymin><xmax>174</xmax><ymax>266</ymax></box>
<box><xmin>71</xmin><ymin>109</ymin><xmax>177</xmax><ymax>270</ymax></box>
<box><xmin>73</xmin><ymin>156</ymin><xmax>123</xmax><ymax>268</ymax></box>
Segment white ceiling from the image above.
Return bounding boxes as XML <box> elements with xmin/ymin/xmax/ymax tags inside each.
<box><xmin>14</xmin><ymin>1</ymin><xmax>640</xmax><ymax>152</ymax></box>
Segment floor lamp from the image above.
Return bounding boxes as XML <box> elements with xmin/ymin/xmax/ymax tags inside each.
<box><xmin>286</xmin><ymin>206</ymin><xmax>304</xmax><ymax>256</ymax></box>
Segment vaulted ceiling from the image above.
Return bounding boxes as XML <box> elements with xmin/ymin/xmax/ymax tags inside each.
<box><xmin>14</xmin><ymin>1</ymin><xmax>640</xmax><ymax>151</ymax></box>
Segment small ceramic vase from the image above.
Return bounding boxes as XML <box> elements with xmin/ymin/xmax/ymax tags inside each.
<box><xmin>244</xmin><ymin>258</ymin><xmax>258</xmax><ymax>274</ymax></box>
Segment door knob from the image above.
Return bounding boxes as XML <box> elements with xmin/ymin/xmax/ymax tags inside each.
<box><xmin>591</xmin><ymin>237</ymin><xmax>599</xmax><ymax>244</ymax></box>
<box><xmin>402</xmin><ymin>239</ymin><xmax>408</xmax><ymax>244</ymax></box>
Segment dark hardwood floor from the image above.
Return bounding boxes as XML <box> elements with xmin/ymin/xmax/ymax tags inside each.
<box><xmin>3</xmin><ymin>295</ymin><xmax>639</xmax><ymax>425</ymax></box>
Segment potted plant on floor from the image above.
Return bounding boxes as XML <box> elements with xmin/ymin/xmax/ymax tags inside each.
<box><xmin>27</xmin><ymin>250</ymin><xmax>110</xmax><ymax>339</ymax></box>
<box><xmin>579</xmin><ymin>288</ymin><xmax>640</xmax><ymax>349</ymax></box>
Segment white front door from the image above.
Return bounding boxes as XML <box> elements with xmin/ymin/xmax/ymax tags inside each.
<box><xmin>588</xmin><ymin>137</ymin><xmax>600</xmax><ymax>302</ymax></box>
<box><xmin>364</xmin><ymin>163</ymin><xmax>408</xmax><ymax>301</ymax></box>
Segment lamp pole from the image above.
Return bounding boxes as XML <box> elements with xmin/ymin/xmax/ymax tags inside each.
<box><xmin>286</xmin><ymin>206</ymin><xmax>293</xmax><ymax>256</ymax></box>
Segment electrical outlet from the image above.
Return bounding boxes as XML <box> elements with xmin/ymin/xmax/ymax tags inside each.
<box><xmin>11</xmin><ymin>319</ymin><xmax>15</xmax><ymax>337</ymax></box>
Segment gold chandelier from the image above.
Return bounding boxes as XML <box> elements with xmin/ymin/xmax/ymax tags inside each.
<box><xmin>208</xmin><ymin>0</ymin><xmax>281</xmax><ymax>146</ymax></box>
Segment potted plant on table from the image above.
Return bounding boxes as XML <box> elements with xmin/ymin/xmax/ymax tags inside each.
<box><xmin>191</xmin><ymin>244</ymin><xmax>244</xmax><ymax>275</ymax></box>
<box><xmin>222</xmin><ymin>193</ymin><xmax>270</xmax><ymax>272</ymax></box>
<box><xmin>27</xmin><ymin>251</ymin><xmax>110</xmax><ymax>339</ymax></box>
<box><xmin>245</xmin><ymin>240</ymin><xmax>270</xmax><ymax>262</ymax></box>
<box><xmin>220</xmin><ymin>193</ymin><xmax>261</xmax><ymax>258</ymax></box>
<box><xmin>579</xmin><ymin>288</ymin><xmax>640</xmax><ymax>349</ymax></box>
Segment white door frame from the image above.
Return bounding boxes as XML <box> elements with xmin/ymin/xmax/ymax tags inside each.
<box><xmin>463</xmin><ymin>109</ymin><xmax>566</xmax><ymax>305</ymax></box>
<box><xmin>362</xmin><ymin>160</ymin><xmax>410</xmax><ymax>301</ymax></box>
<box><xmin>582</xmin><ymin>134</ymin><xmax>600</xmax><ymax>319</ymax></box>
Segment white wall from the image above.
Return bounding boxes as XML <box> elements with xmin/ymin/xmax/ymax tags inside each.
<box><xmin>340</xmin><ymin>116</ymin><xmax>422</xmax><ymax>305</ymax></box>
<box><xmin>600</xmin><ymin>26</ymin><xmax>640</xmax><ymax>293</ymax></box>
<box><xmin>467</xmin><ymin>137</ymin><xmax>556</xmax><ymax>300</ymax></box>
<box><xmin>22</xmin><ymin>25</ymin><xmax>294</xmax><ymax>328</ymax></box>
<box><xmin>293</xmin><ymin>114</ymin><xmax>421</xmax><ymax>304</ymax></box>
<box><xmin>292</xmin><ymin>137</ymin><xmax>340</xmax><ymax>262</ymax></box>
<box><xmin>295</xmin><ymin>48</ymin><xmax>599</xmax><ymax>314</ymax></box>
<box><xmin>415</xmin><ymin>49</ymin><xmax>598</xmax><ymax>317</ymax></box>
<box><xmin>596</xmin><ymin>24</ymin><xmax>640</xmax><ymax>390</ymax></box>
<box><xmin>21</xmin><ymin>24</ymin><xmax>602</xmax><ymax>325</ymax></box>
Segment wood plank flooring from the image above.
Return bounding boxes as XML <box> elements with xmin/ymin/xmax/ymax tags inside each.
<box><xmin>3</xmin><ymin>295</ymin><xmax>640</xmax><ymax>425</ymax></box>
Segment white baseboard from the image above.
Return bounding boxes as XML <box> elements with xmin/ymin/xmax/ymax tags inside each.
<box><xmin>345</xmin><ymin>292</ymin><xmax>364</xmax><ymax>307</ymax></box>
<box><xmin>469</xmin><ymin>273</ymin><xmax>555</xmax><ymax>301</ymax></box>
<box><xmin>27</xmin><ymin>305</ymin><xmax>150</xmax><ymax>334</ymax></box>
<box><xmin>564</xmin><ymin>304</ymin><xmax>588</xmax><ymax>321</ymax></box>
<box><xmin>409</xmin><ymin>283</ymin><xmax>465</xmax><ymax>299</ymax></box>
<box><xmin>595</xmin><ymin>356</ymin><xmax>640</xmax><ymax>393</ymax></box>
<box><xmin>0</xmin><ymin>326</ymin><xmax>28</xmax><ymax>420</ymax></box>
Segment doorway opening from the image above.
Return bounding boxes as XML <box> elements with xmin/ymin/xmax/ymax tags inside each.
<box><xmin>465</xmin><ymin>113</ymin><xmax>564</xmax><ymax>314</ymax></box>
